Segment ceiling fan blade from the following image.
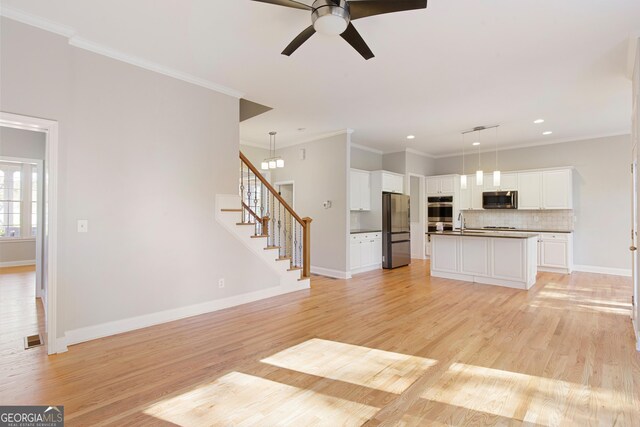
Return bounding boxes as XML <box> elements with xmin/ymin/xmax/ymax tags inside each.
<box><xmin>348</xmin><ymin>0</ymin><xmax>427</xmax><ymax>20</ymax></box>
<box><xmin>282</xmin><ymin>26</ymin><xmax>316</xmax><ymax>56</ymax></box>
<box><xmin>251</xmin><ymin>0</ymin><xmax>311</xmax><ymax>11</ymax></box>
<box><xmin>340</xmin><ymin>22</ymin><xmax>374</xmax><ymax>60</ymax></box>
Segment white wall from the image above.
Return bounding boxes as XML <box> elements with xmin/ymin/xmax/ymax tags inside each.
<box><xmin>351</xmin><ymin>146</ymin><xmax>382</xmax><ymax>171</ymax></box>
<box><xmin>0</xmin><ymin>127</ymin><xmax>46</xmax><ymax>266</ymax></box>
<box><xmin>434</xmin><ymin>135</ymin><xmax>631</xmax><ymax>270</ymax></box>
<box><xmin>270</xmin><ymin>133</ymin><xmax>350</xmax><ymax>276</ymax></box>
<box><xmin>1</xmin><ymin>18</ymin><xmax>280</xmax><ymax>339</ymax></box>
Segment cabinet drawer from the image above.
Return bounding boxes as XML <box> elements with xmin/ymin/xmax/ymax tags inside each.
<box><xmin>539</xmin><ymin>233</ymin><xmax>568</xmax><ymax>241</ymax></box>
<box><xmin>351</xmin><ymin>234</ymin><xmax>361</xmax><ymax>242</ymax></box>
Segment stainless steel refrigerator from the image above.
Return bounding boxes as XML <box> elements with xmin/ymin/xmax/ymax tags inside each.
<box><xmin>382</xmin><ymin>192</ymin><xmax>411</xmax><ymax>269</ymax></box>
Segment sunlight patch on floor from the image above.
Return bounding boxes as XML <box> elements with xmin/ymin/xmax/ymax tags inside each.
<box><xmin>419</xmin><ymin>363</ymin><xmax>635</xmax><ymax>425</ymax></box>
<box><xmin>144</xmin><ymin>371</ymin><xmax>378</xmax><ymax>426</ymax></box>
<box><xmin>261</xmin><ymin>338</ymin><xmax>438</xmax><ymax>394</ymax></box>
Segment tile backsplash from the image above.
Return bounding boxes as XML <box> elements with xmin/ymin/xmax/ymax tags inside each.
<box><xmin>462</xmin><ymin>210</ymin><xmax>574</xmax><ymax>231</ymax></box>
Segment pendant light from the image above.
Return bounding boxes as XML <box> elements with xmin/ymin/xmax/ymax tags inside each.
<box><xmin>493</xmin><ymin>125</ymin><xmax>501</xmax><ymax>187</ymax></box>
<box><xmin>460</xmin><ymin>133</ymin><xmax>467</xmax><ymax>189</ymax></box>
<box><xmin>475</xmin><ymin>129</ymin><xmax>483</xmax><ymax>186</ymax></box>
<box><xmin>262</xmin><ymin>131</ymin><xmax>285</xmax><ymax>170</ymax></box>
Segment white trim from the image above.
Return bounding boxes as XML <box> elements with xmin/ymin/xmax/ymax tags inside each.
<box><xmin>627</xmin><ymin>32</ymin><xmax>640</xmax><ymax>79</ymax></box>
<box><xmin>0</xmin><ymin>238</ymin><xmax>36</xmax><ymax>243</ymax></box>
<box><xmin>573</xmin><ymin>265</ymin><xmax>632</xmax><ymax>277</ymax></box>
<box><xmin>351</xmin><ymin>143</ymin><xmax>383</xmax><ymax>155</ymax></box>
<box><xmin>434</xmin><ymin>132</ymin><xmax>631</xmax><ymax>159</ymax></box>
<box><xmin>311</xmin><ymin>266</ymin><xmax>351</xmax><ymax>279</ymax></box>
<box><xmin>0</xmin><ymin>7</ymin><xmax>243</xmax><ymax>99</ymax></box>
<box><xmin>59</xmin><ymin>281</ymin><xmax>308</xmax><ymax>349</ymax></box>
<box><xmin>0</xmin><ymin>112</ymin><xmax>59</xmax><ymax>355</ymax></box>
<box><xmin>0</xmin><ymin>260</ymin><xmax>35</xmax><ymax>267</ymax></box>
<box><xmin>0</xmin><ymin>4</ymin><xmax>76</xmax><ymax>38</ymax></box>
<box><xmin>633</xmin><ymin>318</ymin><xmax>640</xmax><ymax>352</ymax></box>
<box><xmin>406</xmin><ymin>148</ymin><xmax>435</xmax><ymax>158</ymax></box>
<box><xmin>350</xmin><ymin>264</ymin><xmax>382</xmax><ymax>275</ymax></box>
<box><xmin>241</xmin><ymin>129</ymin><xmax>353</xmax><ymax>150</ymax></box>
<box><xmin>273</xmin><ymin>180</ymin><xmax>295</xmax><ymax>210</ymax></box>
<box><xmin>239</xmin><ymin>140</ymin><xmax>270</xmax><ymax>150</ymax></box>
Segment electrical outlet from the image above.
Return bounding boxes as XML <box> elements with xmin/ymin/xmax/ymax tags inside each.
<box><xmin>218</xmin><ymin>278</ymin><xmax>225</xmax><ymax>288</ymax></box>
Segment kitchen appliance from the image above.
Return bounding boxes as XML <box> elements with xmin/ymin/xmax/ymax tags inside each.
<box><xmin>382</xmin><ymin>192</ymin><xmax>411</xmax><ymax>269</ymax></box>
<box><xmin>427</xmin><ymin>196</ymin><xmax>453</xmax><ymax>232</ymax></box>
<box><xmin>482</xmin><ymin>191</ymin><xmax>518</xmax><ymax>209</ymax></box>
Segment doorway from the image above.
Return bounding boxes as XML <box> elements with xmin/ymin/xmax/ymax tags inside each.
<box><xmin>0</xmin><ymin>112</ymin><xmax>59</xmax><ymax>354</ymax></box>
<box><xmin>408</xmin><ymin>174</ymin><xmax>425</xmax><ymax>259</ymax></box>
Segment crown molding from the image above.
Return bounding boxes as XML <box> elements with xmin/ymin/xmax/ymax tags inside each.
<box><xmin>351</xmin><ymin>143</ymin><xmax>383</xmax><ymax>155</ymax></box>
<box><xmin>0</xmin><ymin>6</ymin><xmax>244</xmax><ymax>99</ymax></box>
<box><xmin>405</xmin><ymin>148</ymin><xmax>435</xmax><ymax>158</ymax></box>
<box><xmin>240</xmin><ymin>129</ymin><xmax>353</xmax><ymax>150</ymax></box>
<box><xmin>433</xmin><ymin>131</ymin><xmax>631</xmax><ymax>159</ymax></box>
<box><xmin>239</xmin><ymin>139</ymin><xmax>269</xmax><ymax>150</ymax></box>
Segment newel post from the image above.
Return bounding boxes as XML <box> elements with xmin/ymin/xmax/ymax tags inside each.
<box><xmin>302</xmin><ymin>217</ymin><xmax>312</xmax><ymax>278</ymax></box>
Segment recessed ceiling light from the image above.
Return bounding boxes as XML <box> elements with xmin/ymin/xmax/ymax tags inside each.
<box><xmin>543</xmin><ymin>131</ymin><xmax>553</xmax><ymax>135</ymax></box>
<box><xmin>406</xmin><ymin>135</ymin><xmax>415</xmax><ymax>140</ymax></box>
<box><xmin>534</xmin><ymin>119</ymin><xmax>545</xmax><ymax>124</ymax></box>
<box><xmin>472</xmin><ymin>142</ymin><xmax>480</xmax><ymax>146</ymax></box>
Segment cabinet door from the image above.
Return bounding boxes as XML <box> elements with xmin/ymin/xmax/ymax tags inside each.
<box><xmin>517</xmin><ymin>172</ymin><xmax>542</xmax><ymax>209</ymax></box>
<box><xmin>426</xmin><ymin>178</ymin><xmax>440</xmax><ymax>195</ymax></box>
<box><xmin>360</xmin><ymin>172</ymin><xmax>371</xmax><ymax>210</ymax></box>
<box><xmin>540</xmin><ymin>240</ymin><xmax>568</xmax><ymax>268</ymax></box>
<box><xmin>392</xmin><ymin>174</ymin><xmax>404</xmax><ymax>193</ymax></box>
<box><xmin>350</xmin><ymin>171</ymin><xmax>361</xmax><ymax>211</ymax></box>
<box><xmin>471</xmin><ymin>176</ymin><xmax>484</xmax><ymax>210</ymax></box>
<box><xmin>373</xmin><ymin>238</ymin><xmax>382</xmax><ymax>264</ymax></box>
<box><xmin>543</xmin><ymin>169</ymin><xmax>572</xmax><ymax>209</ymax></box>
<box><xmin>500</xmin><ymin>173</ymin><xmax>518</xmax><ymax>191</ymax></box>
<box><xmin>361</xmin><ymin>239</ymin><xmax>374</xmax><ymax>266</ymax></box>
<box><xmin>350</xmin><ymin>242</ymin><xmax>361</xmax><ymax>269</ymax></box>
<box><xmin>440</xmin><ymin>176</ymin><xmax>455</xmax><ymax>194</ymax></box>
<box><xmin>458</xmin><ymin>176</ymin><xmax>472</xmax><ymax>210</ymax></box>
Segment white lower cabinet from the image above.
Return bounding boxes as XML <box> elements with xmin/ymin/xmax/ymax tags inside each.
<box><xmin>538</xmin><ymin>233</ymin><xmax>573</xmax><ymax>273</ymax></box>
<box><xmin>350</xmin><ymin>233</ymin><xmax>382</xmax><ymax>273</ymax></box>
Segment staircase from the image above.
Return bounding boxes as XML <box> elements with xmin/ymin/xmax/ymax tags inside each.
<box><xmin>215</xmin><ymin>152</ymin><xmax>312</xmax><ymax>290</ymax></box>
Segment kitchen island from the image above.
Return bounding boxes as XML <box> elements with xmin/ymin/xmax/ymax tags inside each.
<box><xmin>429</xmin><ymin>230</ymin><xmax>538</xmax><ymax>290</ymax></box>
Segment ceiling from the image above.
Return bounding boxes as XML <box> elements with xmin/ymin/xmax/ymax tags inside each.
<box><xmin>2</xmin><ymin>0</ymin><xmax>639</xmax><ymax>156</ymax></box>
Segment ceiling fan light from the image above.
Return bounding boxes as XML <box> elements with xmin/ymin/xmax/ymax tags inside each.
<box><xmin>313</xmin><ymin>14</ymin><xmax>349</xmax><ymax>36</ymax></box>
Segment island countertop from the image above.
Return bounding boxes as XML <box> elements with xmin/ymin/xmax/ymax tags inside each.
<box><xmin>427</xmin><ymin>230</ymin><xmax>538</xmax><ymax>239</ymax></box>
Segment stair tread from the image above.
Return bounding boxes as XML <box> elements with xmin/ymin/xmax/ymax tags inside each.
<box><xmin>276</xmin><ymin>257</ymin><xmax>291</xmax><ymax>261</ymax></box>
<box><xmin>264</xmin><ymin>246</ymin><xmax>280</xmax><ymax>250</ymax></box>
<box><xmin>236</xmin><ymin>222</ymin><xmax>256</xmax><ymax>225</ymax></box>
<box><xmin>288</xmin><ymin>267</ymin><xmax>302</xmax><ymax>271</ymax></box>
<box><xmin>221</xmin><ymin>209</ymin><xmax>242</xmax><ymax>212</ymax></box>
<box><xmin>298</xmin><ymin>276</ymin><xmax>311</xmax><ymax>281</ymax></box>
<box><xmin>250</xmin><ymin>235</ymin><xmax>268</xmax><ymax>239</ymax></box>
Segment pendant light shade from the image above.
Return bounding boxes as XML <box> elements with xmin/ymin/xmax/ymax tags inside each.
<box><xmin>268</xmin><ymin>159</ymin><xmax>277</xmax><ymax>169</ymax></box>
<box><xmin>261</xmin><ymin>161</ymin><xmax>269</xmax><ymax>170</ymax></box>
<box><xmin>493</xmin><ymin>170</ymin><xmax>501</xmax><ymax>187</ymax></box>
<box><xmin>476</xmin><ymin>169</ymin><xmax>484</xmax><ymax>186</ymax></box>
<box><xmin>276</xmin><ymin>158</ymin><xmax>285</xmax><ymax>168</ymax></box>
<box><xmin>460</xmin><ymin>174</ymin><xmax>467</xmax><ymax>190</ymax></box>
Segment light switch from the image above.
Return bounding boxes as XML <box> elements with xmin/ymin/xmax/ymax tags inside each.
<box><xmin>77</xmin><ymin>219</ymin><xmax>88</xmax><ymax>233</ymax></box>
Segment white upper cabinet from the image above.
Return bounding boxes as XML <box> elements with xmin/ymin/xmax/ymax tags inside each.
<box><xmin>517</xmin><ymin>172</ymin><xmax>542</xmax><ymax>209</ymax></box>
<box><xmin>382</xmin><ymin>172</ymin><xmax>403</xmax><ymax>194</ymax></box>
<box><xmin>483</xmin><ymin>172</ymin><xmax>518</xmax><ymax>191</ymax></box>
<box><xmin>459</xmin><ymin>175</ymin><xmax>483</xmax><ymax>210</ymax></box>
<box><xmin>542</xmin><ymin>169</ymin><xmax>573</xmax><ymax>209</ymax></box>
<box><xmin>426</xmin><ymin>175</ymin><xmax>456</xmax><ymax>195</ymax></box>
<box><xmin>350</xmin><ymin>169</ymin><xmax>371</xmax><ymax>211</ymax></box>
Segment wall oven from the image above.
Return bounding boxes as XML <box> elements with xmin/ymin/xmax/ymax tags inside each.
<box><xmin>482</xmin><ymin>191</ymin><xmax>518</xmax><ymax>209</ymax></box>
<box><xmin>427</xmin><ymin>196</ymin><xmax>453</xmax><ymax>231</ymax></box>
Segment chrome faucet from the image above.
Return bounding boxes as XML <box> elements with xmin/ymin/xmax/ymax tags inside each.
<box><xmin>458</xmin><ymin>212</ymin><xmax>466</xmax><ymax>231</ymax></box>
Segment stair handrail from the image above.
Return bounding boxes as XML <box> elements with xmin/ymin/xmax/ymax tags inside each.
<box><xmin>239</xmin><ymin>151</ymin><xmax>312</xmax><ymax>278</ymax></box>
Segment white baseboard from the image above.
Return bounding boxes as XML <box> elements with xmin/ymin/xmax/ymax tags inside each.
<box><xmin>59</xmin><ymin>281</ymin><xmax>309</xmax><ymax>351</ymax></box>
<box><xmin>573</xmin><ymin>264</ymin><xmax>632</xmax><ymax>277</ymax></box>
<box><xmin>311</xmin><ymin>265</ymin><xmax>351</xmax><ymax>279</ymax></box>
<box><xmin>633</xmin><ymin>318</ymin><xmax>640</xmax><ymax>352</ymax></box>
<box><xmin>0</xmin><ymin>260</ymin><xmax>35</xmax><ymax>267</ymax></box>
<box><xmin>350</xmin><ymin>264</ymin><xmax>382</xmax><ymax>276</ymax></box>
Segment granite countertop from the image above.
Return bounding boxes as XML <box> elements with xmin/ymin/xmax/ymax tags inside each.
<box><xmin>466</xmin><ymin>227</ymin><xmax>573</xmax><ymax>233</ymax></box>
<box><xmin>428</xmin><ymin>230</ymin><xmax>538</xmax><ymax>239</ymax></box>
<box><xmin>350</xmin><ymin>229</ymin><xmax>382</xmax><ymax>234</ymax></box>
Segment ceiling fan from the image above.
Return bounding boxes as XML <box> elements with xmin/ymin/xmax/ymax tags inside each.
<box><xmin>252</xmin><ymin>0</ymin><xmax>428</xmax><ymax>60</ymax></box>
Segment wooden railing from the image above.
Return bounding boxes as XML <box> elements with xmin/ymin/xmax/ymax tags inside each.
<box><xmin>239</xmin><ymin>152</ymin><xmax>312</xmax><ymax>278</ymax></box>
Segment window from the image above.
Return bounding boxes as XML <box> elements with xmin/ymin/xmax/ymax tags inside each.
<box><xmin>0</xmin><ymin>161</ymin><xmax>39</xmax><ymax>239</ymax></box>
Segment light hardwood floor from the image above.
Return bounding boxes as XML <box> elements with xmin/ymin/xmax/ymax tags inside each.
<box><xmin>1</xmin><ymin>260</ymin><xmax>639</xmax><ymax>426</ymax></box>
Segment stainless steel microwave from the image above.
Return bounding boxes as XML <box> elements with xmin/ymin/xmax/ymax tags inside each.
<box><xmin>482</xmin><ymin>191</ymin><xmax>518</xmax><ymax>209</ymax></box>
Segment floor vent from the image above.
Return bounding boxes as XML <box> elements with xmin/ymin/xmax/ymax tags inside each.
<box><xmin>24</xmin><ymin>334</ymin><xmax>43</xmax><ymax>350</ymax></box>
